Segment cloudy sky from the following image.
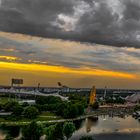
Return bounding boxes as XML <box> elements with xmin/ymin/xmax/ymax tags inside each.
<box><xmin>0</xmin><ymin>0</ymin><xmax>140</xmax><ymax>88</ymax></box>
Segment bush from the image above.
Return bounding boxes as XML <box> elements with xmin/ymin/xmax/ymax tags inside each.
<box><xmin>23</xmin><ymin>106</ymin><xmax>39</xmax><ymax>119</ymax></box>
<box><xmin>12</xmin><ymin>105</ymin><xmax>24</xmax><ymax>116</ymax></box>
<box><xmin>4</xmin><ymin>101</ymin><xmax>19</xmax><ymax>112</ymax></box>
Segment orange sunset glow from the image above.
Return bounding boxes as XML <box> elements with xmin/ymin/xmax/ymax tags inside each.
<box><xmin>0</xmin><ymin>61</ymin><xmax>136</xmax><ymax>79</ymax></box>
<box><xmin>0</xmin><ymin>31</ymin><xmax>140</xmax><ymax>88</ymax></box>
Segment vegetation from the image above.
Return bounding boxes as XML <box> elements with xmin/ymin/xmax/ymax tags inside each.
<box><xmin>44</xmin><ymin>124</ymin><xmax>56</xmax><ymax>140</ymax></box>
<box><xmin>0</xmin><ymin>94</ymin><xmax>87</xmax><ymax>125</ymax></box>
<box><xmin>23</xmin><ymin>106</ymin><xmax>39</xmax><ymax>119</ymax></box>
<box><xmin>21</xmin><ymin>121</ymin><xmax>76</xmax><ymax>140</ymax></box>
<box><xmin>63</xmin><ymin>122</ymin><xmax>76</xmax><ymax>140</ymax></box>
<box><xmin>22</xmin><ymin>121</ymin><xmax>43</xmax><ymax>140</ymax></box>
<box><xmin>35</xmin><ymin>95</ymin><xmax>86</xmax><ymax>119</ymax></box>
<box><xmin>44</xmin><ymin>123</ymin><xmax>64</xmax><ymax>140</ymax></box>
<box><xmin>91</xmin><ymin>102</ymin><xmax>99</xmax><ymax>110</ymax></box>
<box><xmin>0</xmin><ymin>97</ymin><xmax>16</xmax><ymax>105</ymax></box>
<box><xmin>4</xmin><ymin>101</ymin><xmax>19</xmax><ymax>112</ymax></box>
<box><xmin>36</xmin><ymin>96</ymin><xmax>62</xmax><ymax>105</ymax></box>
<box><xmin>0</xmin><ymin>93</ymin><xmax>137</xmax><ymax>140</ymax></box>
<box><xmin>54</xmin><ymin>123</ymin><xmax>64</xmax><ymax>140</ymax></box>
<box><xmin>12</xmin><ymin>105</ymin><xmax>24</xmax><ymax>116</ymax></box>
<box><xmin>4</xmin><ymin>134</ymin><xmax>14</xmax><ymax>140</ymax></box>
<box><xmin>63</xmin><ymin>103</ymin><xmax>83</xmax><ymax>118</ymax></box>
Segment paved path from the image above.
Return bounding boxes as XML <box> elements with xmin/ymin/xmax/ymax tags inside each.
<box><xmin>0</xmin><ymin>114</ymin><xmax>98</xmax><ymax>126</ymax></box>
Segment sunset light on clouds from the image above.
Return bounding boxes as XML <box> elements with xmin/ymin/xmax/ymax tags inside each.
<box><xmin>0</xmin><ymin>0</ymin><xmax>140</xmax><ymax>88</ymax></box>
<box><xmin>0</xmin><ymin>31</ymin><xmax>140</xmax><ymax>88</ymax></box>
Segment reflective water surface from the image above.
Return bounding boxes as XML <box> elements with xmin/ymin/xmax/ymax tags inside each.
<box><xmin>71</xmin><ymin>115</ymin><xmax>140</xmax><ymax>140</ymax></box>
<box><xmin>0</xmin><ymin>115</ymin><xmax>139</xmax><ymax>140</ymax></box>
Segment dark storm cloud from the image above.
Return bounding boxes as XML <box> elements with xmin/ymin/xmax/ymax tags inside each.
<box><xmin>1</xmin><ymin>0</ymin><xmax>140</xmax><ymax>48</ymax></box>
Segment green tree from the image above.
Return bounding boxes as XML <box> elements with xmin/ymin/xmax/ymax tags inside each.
<box><xmin>63</xmin><ymin>104</ymin><xmax>78</xmax><ymax>118</ymax></box>
<box><xmin>55</xmin><ymin>103</ymin><xmax>67</xmax><ymax>116</ymax></box>
<box><xmin>80</xmin><ymin>136</ymin><xmax>94</xmax><ymax>140</ymax></box>
<box><xmin>44</xmin><ymin>123</ymin><xmax>63</xmax><ymax>140</ymax></box>
<box><xmin>76</xmin><ymin>103</ymin><xmax>84</xmax><ymax>116</ymax></box>
<box><xmin>36</xmin><ymin>96</ymin><xmax>62</xmax><ymax>105</ymax></box>
<box><xmin>63</xmin><ymin>122</ymin><xmax>76</xmax><ymax>140</ymax></box>
<box><xmin>44</xmin><ymin>125</ymin><xmax>56</xmax><ymax>140</ymax></box>
<box><xmin>54</xmin><ymin>123</ymin><xmax>64</xmax><ymax>140</ymax></box>
<box><xmin>12</xmin><ymin>105</ymin><xmax>23</xmax><ymax>116</ymax></box>
<box><xmin>22</xmin><ymin>121</ymin><xmax>43</xmax><ymax>140</ymax></box>
<box><xmin>4</xmin><ymin>101</ymin><xmax>19</xmax><ymax>112</ymax></box>
<box><xmin>23</xmin><ymin>106</ymin><xmax>39</xmax><ymax>119</ymax></box>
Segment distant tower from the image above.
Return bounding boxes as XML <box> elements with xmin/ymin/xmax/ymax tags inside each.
<box><xmin>89</xmin><ymin>86</ymin><xmax>96</xmax><ymax>105</ymax></box>
<box><xmin>104</xmin><ymin>86</ymin><xmax>107</xmax><ymax>99</ymax></box>
<box><xmin>37</xmin><ymin>83</ymin><xmax>40</xmax><ymax>91</ymax></box>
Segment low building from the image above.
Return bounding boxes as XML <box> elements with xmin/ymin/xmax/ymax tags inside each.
<box><xmin>18</xmin><ymin>100</ymin><xmax>35</xmax><ymax>105</ymax></box>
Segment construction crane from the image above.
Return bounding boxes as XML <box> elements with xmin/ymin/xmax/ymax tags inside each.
<box><xmin>89</xmin><ymin>86</ymin><xmax>96</xmax><ymax>105</ymax></box>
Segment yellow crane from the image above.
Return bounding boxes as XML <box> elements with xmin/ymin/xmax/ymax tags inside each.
<box><xmin>89</xmin><ymin>86</ymin><xmax>96</xmax><ymax>105</ymax></box>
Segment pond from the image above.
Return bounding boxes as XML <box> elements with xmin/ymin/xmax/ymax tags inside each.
<box><xmin>71</xmin><ymin>115</ymin><xmax>140</xmax><ymax>140</ymax></box>
<box><xmin>0</xmin><ymin>115</ymin><xmax>139</xmax><ymax>140</ymax></box>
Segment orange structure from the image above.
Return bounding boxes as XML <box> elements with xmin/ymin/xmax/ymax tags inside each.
<box><xmin>89</xmin><ymin>86</ymin><xmax>96</xmax><ymax>105</ymax></box>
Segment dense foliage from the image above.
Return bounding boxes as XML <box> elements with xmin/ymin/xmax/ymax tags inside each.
<box><xmin>22</xmin><ymin>121</ymin><xmax>43</xmax><ymax>140</ymax></box>
<box><xmin>12</xmin><ymin>105</ymin><xmax>24</xmax><ymax>116</ymax></box>
<box><xmin>35</xmin><ymin>95</ymin><xmax>86</xmax><ymax>118</ymax></box>
<box><xmin>22</xmin><ymin>121</ymin><xmax>76</xmax><ymax>140</ymax></box>
<box><xmin>44</xmin><ymin>123</ymin><xmax>64</xmax><ymax>140</ymax></box>
<box><xmin>23</xmin><ymin>106</ymin><xmax>39</xmax><ymax>119</ymax></box>
<box><xmin>36</xmin><ymin>96</ymin><xmax>62</xmax><ymax>105</ymax></box>
<box><xmin>4</xmin><ymin>101</ymin><xmax>19</xmax><ymax>112</ymax></box>
<box><xmin>63</xmin><ymin>122</ymin><xmax>76</xmax><ymax>140</ymax></box>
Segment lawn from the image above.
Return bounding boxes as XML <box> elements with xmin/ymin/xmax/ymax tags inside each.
<box><xmin>40</xmin><ymin>112</ymin><xmax>56</xmax><ymax>116</ymax></box>
<box><xmin>0</xmin><ymin>97</ymin><xmax>18</xmax><ymax>105</ymax></box>
<box><xmin>0</xmin><ymin>114</ymin><xmax>62</xmax><ymax>124</ymax></box>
